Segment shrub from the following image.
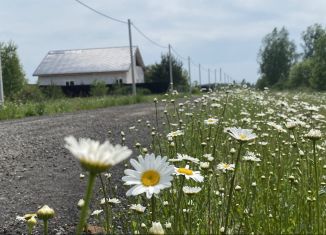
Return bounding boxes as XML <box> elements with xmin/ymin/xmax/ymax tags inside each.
<box><xmin>90</xmin><ymin>81</ymin><xmax>108</xmax><ymax>97</ymax></box>
<box><xmin>14</xmin><ymin>85</ymin><xmax>45</xmax><ymax>103</ymax></box>
<box><xmin>42</xmin><ymin>85</ymin><xmax>65</xmax><ymax>99</ymax></box>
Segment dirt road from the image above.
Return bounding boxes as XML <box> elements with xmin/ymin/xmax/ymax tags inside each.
<box><xmin>0</xmin><ymin>102</ymin><xmax>161</xmax><ymax>234</ymax></box>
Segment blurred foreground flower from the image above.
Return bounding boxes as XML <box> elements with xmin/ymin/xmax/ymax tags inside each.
<box><xmin>65</xmin><ymin>136</ymin><xmax>132</xmax><ymax>174</ymax></box>
<box><xmin>149</xmin><ymin>222</ymin><xmax>165</xmax><ymax>235</ymax></box>
<box><xmin>122</xmin><ymin>154</ymin><xmax>175</xmax><ymax>199</ymax></box>
<box><xmin>65</xmin><ymin>136</ymin><xmax>132</xmax><ymax>235</ymax></box>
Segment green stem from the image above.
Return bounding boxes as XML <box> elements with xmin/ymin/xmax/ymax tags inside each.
<box><xmin>151</xmin><ymin>196</ymin><xmax>156</xmax><ymax>222</ymax></box>
<box><xmin>99</xmin><ymin>174</ymin><xmax>111</xmax><ymax>234</ymax></box>
<box><xmin>76</xmin><ymin>172</ymin><xmax>97</xmax><ymax>235</ymax></box>
<box><xmin>44</xmin><ymin>219</ymin><xmax>48</xmax><ymax>235</ymax></box>
<box><xmin>224</xmin><ymin>142</ymin><xmax>242</xmax><ymax>233</ymax></box>
<box><xmin>313</xmin><ymin>141</ymin><xmax>320</xmax><ymax>234</ymax></box>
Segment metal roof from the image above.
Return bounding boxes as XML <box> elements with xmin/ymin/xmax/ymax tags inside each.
<box><xmin>33</xmin><ymin>46</ymin><xmax>144</xmax><ymax>76</ymax></box>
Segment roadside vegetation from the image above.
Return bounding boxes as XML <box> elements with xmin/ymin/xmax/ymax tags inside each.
<box><xmin>15</xmin><ymin>86</ymin><xmax>326</xmax><ymax>234</ymax></box>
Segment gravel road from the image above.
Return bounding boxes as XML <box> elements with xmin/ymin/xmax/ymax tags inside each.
<box><xmin>0</xmin><ymin>102</ymin><xmax>163</xmax><ymax>234</ymax></box>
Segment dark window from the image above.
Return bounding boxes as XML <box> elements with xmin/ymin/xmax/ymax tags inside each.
<box><xmin>70</xmin><ymin>81</ymin><xmax>75</xmax><ymax>86</ymax></box>
<box><xmin>119</xmin><ymin>79</ymin><xmax>123</xmax><ymax>84</ymax></box>
<box><xmin>66</xmin><ymin>82</ymin><xmax>69</xmax><ymax>86</ymax></box>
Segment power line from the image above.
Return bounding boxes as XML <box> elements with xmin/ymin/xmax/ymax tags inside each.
<box><xmin>74</xmin><ymin>0</ymin><xmax>127</xmax><ymax>25</ymax></box>
<box><xmin>170</xmin><ymin>46</ymin><xmax>187</xmax><ymax>61</ymax></box>
<box><xmin>131</xmin><ymin>23</ymin><xmax>167</xmax><ymax>49</ymax></box>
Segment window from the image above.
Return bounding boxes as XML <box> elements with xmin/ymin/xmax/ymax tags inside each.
<box><xmin>66</xmin><ymin>82</ymin><xmax>69</xmax><ymax>86</ymax></box>
<box><xmin>70</xmin><ymin>81</ymin><xmax>75</xmax><ymax>86</ymax></box>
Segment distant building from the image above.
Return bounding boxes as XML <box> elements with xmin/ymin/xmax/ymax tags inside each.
<box><xmin>33</xmin><ymin>46</ymin><xmax>145</xmax><ymax>87</ymax></box>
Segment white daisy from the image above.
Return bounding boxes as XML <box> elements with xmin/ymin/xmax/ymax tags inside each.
<box><xmin>91</xmin><ymin>209</ymin><xmax>103</xmax><ymax>216</ymax></box>
<box><xmin>183</xmin><ymin>186</ymin><xmax>202</xmax><ymax>195</ymax></box>
<box><xmin>204</xmin><ymin>118</ymin><xmax>219</xmax><ymax>125</ymax></box>
<box><xmin>149</xmin><ymin>222</ymin><xmax>165</xmax><ymax>235</ymax></box>
<box><xmin>226</xmin><ymin>127</ymin><xmax>257</xmax><ymax>142</ymax></box>
<box><xmin>65</xmin><ymin>136</ymin><xmax>132</xmax><ymax>174</ymax></box>
<box><xmin>175</xmin><ymin>165</ymin><xmax>204</xmax><ymax>182</ymax></box>
<box><xmin>168</xmin><ymin>153</ymin><xmax>200</xmax><ymax>164</ymax></box>
<box><xmin>130</xmin><ymin>204</ymin><xmax>146</xmax><ymax>213</ymax></box>
<box><xmin>122</xmin><ymin>154</ymin><xmax>175</xmax><ymax>199</ymax></box>
<box><xmin>305</xmin><ymin>129</ymin><xmax>322</xmax><ymax>140</ymax></box>
<box><xmin>167</xmin><ymin>130</ymin><xmax>184</xmax><ymax>140</ymax></box>
<box><xmin>217</xmin><ymin>163</ymin><xmax>235</xmax><ymax>172</ymax></box>
<box><xmin>243</xmin><ymin>152</ymin><xmax>261</xmax><ymax>162</ymax></box>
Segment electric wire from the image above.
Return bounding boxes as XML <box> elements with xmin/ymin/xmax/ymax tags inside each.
<box><xmin>74</xmin><ymin>0</ymin><xmax>127</xmax><ymax>24</ymax></box>
<box><xmin>131</xmin><ymin>23</ymin><xmax>167</xmax><ymax>49</ymax></box>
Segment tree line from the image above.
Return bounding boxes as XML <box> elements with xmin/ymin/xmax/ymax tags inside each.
<box><xmin>257</xmin><ymin>24</ymin><xmax>326</xmax><ymax>90</ymax></box>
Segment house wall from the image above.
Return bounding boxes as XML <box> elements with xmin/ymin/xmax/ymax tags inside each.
<box><xmin>126</xmin><ymin>66</ymin><xmax>145</xmax><ymax>84</ymax></box>
<box><xmin>38</xmin><ymin>72</ymin><xmax>128</xmax><ymax>86</ymax></box>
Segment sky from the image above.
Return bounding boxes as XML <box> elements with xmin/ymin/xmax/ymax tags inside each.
<box><xmin>1</xmin><ymin>0</ymin><xmax>326</xmax><ymax>85</ymax></box>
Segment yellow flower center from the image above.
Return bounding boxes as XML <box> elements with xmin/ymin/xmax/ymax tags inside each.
<box><xmin>223</xmin><ymin>164</ymin><xmax>230</xmax><ymax>169</ymax></box>
<box><xmin>239</xmin><ymin>134</ymin><xmax>247</xmax><ymax>140</ymax></box>
<box><xmin>141</xmin><ymin>170</ymin><xmax>160</xmax><ymax>186</ymax></box>
<box><xmin>178</xmin><ymin>168</ymin><xmax>194</xmax><ymax>175</ymax></box>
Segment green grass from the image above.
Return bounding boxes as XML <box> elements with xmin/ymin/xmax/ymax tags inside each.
<box><xmin>0</xmin><ymin>94</ymin><xmax>174</xmax><ymax>121</ymax></box>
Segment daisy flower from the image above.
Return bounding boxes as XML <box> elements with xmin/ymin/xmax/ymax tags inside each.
<box><xmin>226</xmin><ymin>127</ymin><xmax>257</xmax><ymax>142</ymax></box>
<box><xmin>91</xmin><ymin>209</ymin><xmax>103</xmax><ymax>216</ymax></box>
<box><xmin>167</xmin><ymin>130</ymin><xmax>184</xmax><ymax>140</ymax></box>
<box><xmin>243</xmin><ymin>152</ymin><xmax>261</xmax><ymax>162</ymax></box>
<box><xmin>149</xmin><ymin>222</ymin><xmax>165</xmax><ymax>235</ymax></box>
<box><xmin>183</xmin><ymin>186</ymin><xmax>202</xmax><ymax>195</ymax></box>
<box><xmin>130</xmin><ymin>204</ymin><xmax>146</xmax><ymax>213</ymax></box>
<box><xmin>204</xmin><ymin>118</ymin><xmax>219</xmax><ymax>125</ymax></box>
<box><xmin>217</xmin><ymin>163</ymin><xmax>235</xmax><ymax>172</ymax></box>
<box><xmin>175</xmin><ymin>165</ymin><xmax>204</xmax><ymax>182</ymax></box>
<box><xmin>168</xmin><ymin>153</ymin><xmax>200</xmax><ymax>164</ymax></box>
<box><xmin>122</xmin><ymin>154</ymin><xmax>175</xmax><ymax>199</ymax></box>
<box><xmin>305</xmin><ymin>129</ymin><xmax>322</xmax><ymax>140</ymax></box>
<box><xmin>64</xmin><ymin>136</ymin><xmax>132</xmax><ymax>174</ymax></box>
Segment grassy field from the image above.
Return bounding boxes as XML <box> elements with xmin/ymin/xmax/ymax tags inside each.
<box><xmin>0</xmin><ymin>94</ymin><xmax>173</xmax><ymax>121</ymax></box>
<box><xmin>17</xmin><ymin>87</ymin><xmax>326</xmax><ymax>234</ymax></box>
<box><xmin>114</xmin><ymin>87</ymin><xmax>326</xmax><ymax>234</ymax></box>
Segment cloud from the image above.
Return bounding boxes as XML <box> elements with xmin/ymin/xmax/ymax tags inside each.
<box><xmin>1</xmin><ymin>0</ymin><xmax>326</xmax><ymax>84</ymax></box>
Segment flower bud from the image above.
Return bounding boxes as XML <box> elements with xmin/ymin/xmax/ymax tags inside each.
<box><xmin>36</xmin><ymin>205</ymin><xmax>55</xmax><ymax>220</ymax></box>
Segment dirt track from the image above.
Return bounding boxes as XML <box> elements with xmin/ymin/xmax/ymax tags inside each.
<box><xmin>0</xmin><ymin>102</ymin><xmax>162</xmax><ymax>234</ymax></box>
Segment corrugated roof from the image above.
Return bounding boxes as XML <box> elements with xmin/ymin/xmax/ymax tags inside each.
<box><xmin>33</xmin><ymin>46</ymin><xmax>144</xmax><ymax>76</ymax></box>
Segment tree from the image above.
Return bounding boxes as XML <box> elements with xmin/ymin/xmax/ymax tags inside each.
<box><xmin>310</xmin><ymin>34</ymin><xmax>326</xmax><ymax>90</ymax></box>
<box><xmin>301</xmin><ymin>24</ymin><xmax>326</xmax><ymax>59</ymax></box>
<box><xmin>0</xmin><ymin>41</ymin><xmax>26</xmax><ymax>98</ymax></box>
<box><xmin>287</xmin><ymin>59</ymin><xmax>313</xmax><ymax>89</ymax></box>
<box><xmin>257</xmin><ymin>27</ymin><xmax>296</xmax><ymax>89</ymax></box>
<box><xmin>145</xmin><ymin>53</ymin><xmax>189</xmax><ymax>92</ymax></box>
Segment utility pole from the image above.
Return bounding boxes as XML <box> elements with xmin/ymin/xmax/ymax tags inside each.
<box><xmin>0</xmin><ymin>47</ymin><xmax>4</xmax><ymax>105</ymax></box>
<box><xmin>188</xmin><ymin>56</ymin><xmax>191</xmax><ymax>93</ymax></box>
<box><xmin>128</xmin><ymin>19</ymin><xmax>136</xmax><ymax>96</ymax></box>
<box><xmin>208</xmin><ymin>69</ymin><xmax>211</xmax><ymax>90</ymax></box>
<box><xmin>199</xmin><ymin>64</ymin><xmax>201</xmax><ymax>86</ymax></box>
<box><xmin>214</xmin><ymin>68</ymin><xmax>217</xmax><ymax>90</ymax></box>
<box><xmin>219</xmin><ymin>68</ymin><xmax>222</xmax><ymax>83</ymax></box>
<box><xmin>168</xmin><ymin>44</ymin><xmax>173</xmax><ymax>92</ymax></box>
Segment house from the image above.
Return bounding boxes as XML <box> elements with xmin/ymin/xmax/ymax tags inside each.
<box><xmin>33</xmin><ymin>46</ymin><xmax>145</xmax><ymax>87</ymax></box>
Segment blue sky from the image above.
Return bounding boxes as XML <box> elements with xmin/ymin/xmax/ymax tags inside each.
<box><xmin>1</xmin><ymin>0</ymin><xmax>326</xmax><ymax>84</ymax></box>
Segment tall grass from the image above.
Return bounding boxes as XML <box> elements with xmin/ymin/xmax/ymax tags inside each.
<box><xmin>0</xmin><ymin>95</ymin><xmax>168</xmax><ymax>121</ymax></box>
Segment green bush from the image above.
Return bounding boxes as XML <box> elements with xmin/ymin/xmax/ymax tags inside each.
<box><xmin>15</xmin><ymin>85</ymin><xmax>45</xmax><ymax>103</ymax></box>
<box><xmin>42</xmin><ymin>85</ymin><xmax>65</xmax><ymax>99</ymax></box>
<box><xmin>90</xmin><ymin>81</ymin><xmax>109</xmax><ymax>97</ymax></box>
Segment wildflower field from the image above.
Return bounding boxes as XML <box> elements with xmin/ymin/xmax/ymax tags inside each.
<box><xmin>17</xmin><ymin>87</ymin><xmax>326</xmax><ymax>234</ymax></box>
